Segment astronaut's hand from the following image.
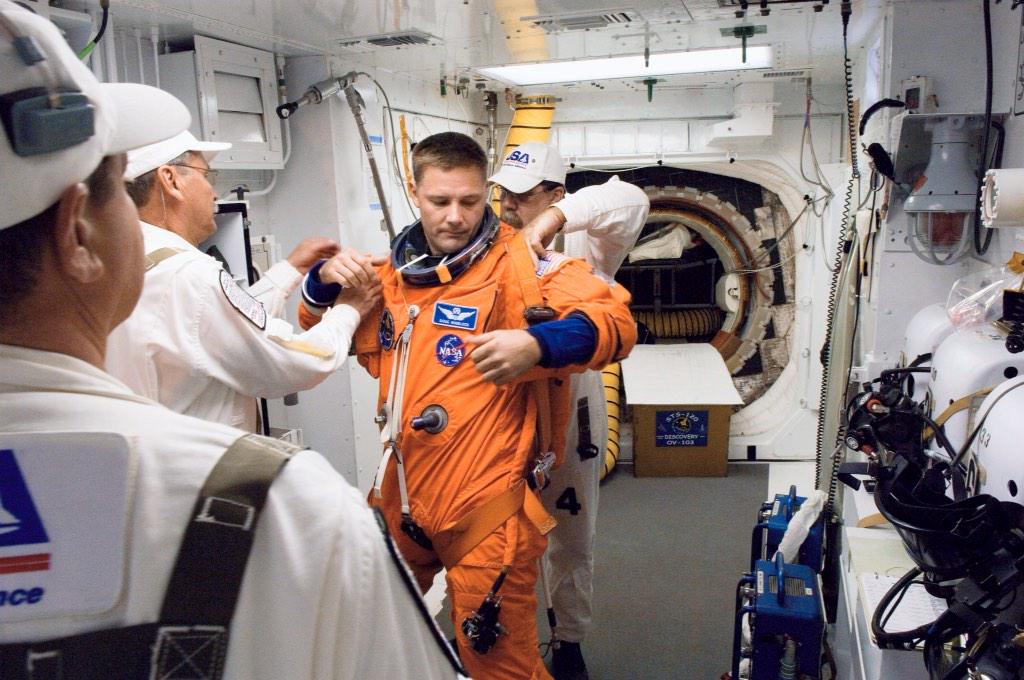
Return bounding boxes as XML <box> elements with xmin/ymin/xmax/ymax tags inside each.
<box><xmin>336</xmin><ymin>280</ymin><xmax>382</xmax><ymax>318</ymax></box>
<box><xmin>465</xmin><ymin>330</ymin><xmax>542</xmax><ymax>385</ymax></box>
<box><xmin>523</xmin><ymin>206</ymin><xmax>566</xmax><ymax>257</ymax></box>
<box><xmin>318</xmin><ymin>248</ymin><xmax>385</xmax><ymax>288</ymax></box>
<box><xmin>287</xmin><ymin>237</ymin><xmax>341</xmax><ymax>273</ymax></box>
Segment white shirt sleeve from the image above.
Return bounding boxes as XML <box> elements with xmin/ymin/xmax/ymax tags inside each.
<box><xmin>178</xmin><ymin>259</ymin><xmax>360</xmax><ymax>399</ymax></box>
<box><xmin>246</xmin><ymin>260</ymin><xmax>302</xmax><ymax>319</ymax></box>
<box><xmin>553</xmin><ymin>175</ymin><xmax>650</xmax><ymax>278</ymax></box>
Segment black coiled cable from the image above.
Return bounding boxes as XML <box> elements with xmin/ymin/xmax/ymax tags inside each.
<box><xmin>816</xmin><ymin>1</ymin><xmax>859</xmax><ymax>514</ymax></box>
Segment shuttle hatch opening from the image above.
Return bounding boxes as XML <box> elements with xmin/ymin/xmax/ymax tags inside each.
<box><xmin>568</xmin><ymin>167</ymin><xmax>796</xmax><ymax>408</ymax></box>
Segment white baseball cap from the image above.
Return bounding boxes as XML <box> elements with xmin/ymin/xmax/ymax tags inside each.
<box><xmin>0</xmin><ymin>0</ymin><xmax>190</xmax><ymax>230</ymax></box>
<box><xmin>488</xmin><ymin>141</ymin><xmax>567</xmax><ymax>194</ymax></box>
<box><xmin>125</xmin><ymin>130</ymin><xmax>231</xmax><ymax>181</ymax></box>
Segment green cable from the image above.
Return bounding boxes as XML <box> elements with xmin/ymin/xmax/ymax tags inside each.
<box><xmin>77</xmin><ymin>41</ymin><xmax>96</xmax><ymax>60</ymax></box>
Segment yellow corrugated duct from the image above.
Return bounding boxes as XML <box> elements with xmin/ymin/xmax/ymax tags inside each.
<box><xmin>500</xmin><ymin>94</ymin><xmax>557</xmax><ymax>156</ymax></box>
<box><xmin>601</xmin><ymin>362</ymin><xmax>622</xmax><ymax>480</ymax></box>
<box><xmin>490</xmin><ymin>94</ymin><xmax>556</xmax><ymax>214</ymax></box>
<box><xmin>633</xmin><ymin>309</ymin><xmax>725</xmax><ymax>340</ymax></box>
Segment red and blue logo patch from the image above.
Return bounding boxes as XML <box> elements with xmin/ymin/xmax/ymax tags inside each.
<box><xmin>0</xmin><ymin>449</ymin><xmax>50</xmax><ymax>575</ymax></box>
<box><xmin>435</xmin><ymin>334</ymin><xmax>466</xmax><ymax>367</ymax></box>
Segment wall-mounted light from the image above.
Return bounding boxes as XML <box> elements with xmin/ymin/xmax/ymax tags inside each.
<box><xmin>902</xmin><ymin>115</ymin><xmax>983</xmax><ymax>262</ymax></box>
<box><xmin>475</xmin><ymin>45</ymin><xmax>772</xmax><ymax>86</ymax></box>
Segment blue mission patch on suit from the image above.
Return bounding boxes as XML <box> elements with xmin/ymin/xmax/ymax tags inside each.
<box><xmin>432</xmin><ymin>302</ymin><xmax>478</xmax><ymax>331</ymax></box>
<box><xmin>435</xmin><ymin>334</ymin><xmax>466</xmax><ymax>367</ymax></box>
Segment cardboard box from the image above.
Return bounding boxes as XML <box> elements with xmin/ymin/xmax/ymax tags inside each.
<box><xmin>622</xmin><ymin>344</ymin><xmax>743</xmax><ymax>477</ymax></box>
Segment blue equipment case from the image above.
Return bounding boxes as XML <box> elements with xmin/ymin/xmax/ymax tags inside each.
<box><xmin>731</xmin><ymin>553</ymin><xmax>826</xmax><ymax>680</ymax></box>
<box><xmin>750</xmin><ymin>485</ymin><xmax>825</xmax><ymax>573</ymax></box>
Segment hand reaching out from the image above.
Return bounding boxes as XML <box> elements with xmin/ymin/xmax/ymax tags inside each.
<box><xmin>287</xmin><ymin>237</ymin><xmax>341</xmax><ymax>273</ymax></box>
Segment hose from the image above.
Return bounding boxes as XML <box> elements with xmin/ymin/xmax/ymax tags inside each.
<box><xmin>600</xmin><ymin>363</ymin><xmax>622</xmax><ymax>480</ymax></box>
<box><xmin>632</xmin><ymin>309</ymin><xmax>724</xmax><ymax>340</ymax></box>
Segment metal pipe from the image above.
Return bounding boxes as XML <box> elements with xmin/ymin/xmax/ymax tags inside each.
<box><xmin>485</xmin><ymin>90</ymin><xmax>499</xmax><ymax>175</ymax></box>
<box><xmin>134</xmin><ymin>28</ymin><xmax>144</xmax><ymax>85</ymax></box>
<box><xmin>102</xmin><ymin>15</ymin><xmax>117</xmax><ymax>82</ymax></box>
<box><xmin>150</xmin><ymin>26</ymin><xmax>160</xmax><ymax>88</ymax></box>
<box><xmin>344</xmin><ymin>80</ymin><xmax>397</xmax><ymax>240</ymax></box>
<box><xmin>118</xmin><ymin>28</ymin><xmax>128</xmax><ymax>83</ymax></box>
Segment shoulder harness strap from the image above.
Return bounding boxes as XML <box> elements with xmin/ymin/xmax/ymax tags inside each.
<box><xmin>0</xmin><ymin>434</ymin><xmax>296</xmax><ymax>680</ymax></box>
<box><xmin>144</xmin><ymin>247</ymin><xmax>186</xmax><ymax>271</ymax></box>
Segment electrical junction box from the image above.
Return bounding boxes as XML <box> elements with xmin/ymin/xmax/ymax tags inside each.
<box><xmin>900</xmin><ymin>75</ymin><xmax>936</xmax><ymax>114</ymax></box>
<box><xmin>249</xmin><ymin>234</ymin><xmax>281</xmax><ymax>281</ymax></box>
<box><xmin>159</xmin><ymin>36</ymin><xmax>283</xmax><ymax>169</ymax></box>
<box><xmin>622</xmin><ymin>344</ymin><xmax>743</xmax><ymax>477</ymax></box>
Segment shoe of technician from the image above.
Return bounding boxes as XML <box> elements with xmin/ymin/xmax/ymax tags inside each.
<box><xmin>490</xmin><ymin>141</ymin><xmax>650</xmax><ymax>680</ymax></box>
<box><xmin>0</xmin><ymin>5</ymin><xmax>465</xmax><ymax>678</ymax></box>
<box><xmin>105</xmin><ymin>131</ymin><xmax>373</xmax><ymax>431</ymax></box>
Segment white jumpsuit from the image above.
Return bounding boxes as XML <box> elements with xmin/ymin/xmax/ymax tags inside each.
<box><xmin>541</xmin><ymin>176</ymin><xmax>649</xmax><ymax>642</ymax></box>
<box><xmin>107</xmin><ymin>222</ymin><xmax>360</xmax><ymax>431</ymax></box>
<box><xmin>0</xmin><ymin>343</ymin><xmax>466</xmax><ymax>679</ymax></box>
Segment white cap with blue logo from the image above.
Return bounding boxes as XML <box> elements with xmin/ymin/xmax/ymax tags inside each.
<box><xmin>487</xmin><ymin>141</ymin><xmax>567</xmax><ymax>194</ymax></box>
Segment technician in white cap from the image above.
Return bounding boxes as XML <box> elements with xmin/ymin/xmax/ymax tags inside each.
<box><xmin>0</xmin><ymin>3</ymin><xmax>465</xmax><ymax>678</ymax></box>
<box><xmin>106</xmin><ymin>130</ymin><xmax>379</xmax><ymax>431</ymax></box>
<box><xmin>490</xmin><ymin>141</ymin><xmax>649</xmax><ymax>680</ymax></box>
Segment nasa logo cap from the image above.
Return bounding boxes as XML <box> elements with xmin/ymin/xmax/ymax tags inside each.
<box><xmin>488</xmin><ymin>141</ymin><xmax>566</xmax><ymax>194</ymax></box>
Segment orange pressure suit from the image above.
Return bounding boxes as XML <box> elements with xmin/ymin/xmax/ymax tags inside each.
<box><xmin>302</xmin><ymin>213</ymin><xmax>635</xmax><ymax>679</ymax></box>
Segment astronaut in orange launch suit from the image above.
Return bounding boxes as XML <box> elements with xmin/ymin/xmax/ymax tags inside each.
<box><xmin>299</xmin><ymin>132</ymin><xmax>635</xmax><ymax>680</ymax></box>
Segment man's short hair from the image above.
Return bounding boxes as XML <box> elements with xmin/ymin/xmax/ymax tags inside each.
<box><xmin>124</xmin><ymin>150</ymin><xmax>190</xmax><ymax>208</ymax></box>
<box><xmin>411</xmin><ymin>132</ymin><xmax>487</xmax><ymax>183</ymax></box>
<box><xmin>0</xmin><ymin>156</ymin><xmax>121</xmax><ymax>315</ymax></box>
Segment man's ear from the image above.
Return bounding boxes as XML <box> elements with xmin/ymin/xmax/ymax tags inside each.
<box><xmin>156</xmin><ymin>165</ymin><xmax>186</xmax><ymax>202</ymax></box>
<box><xmin>409</xmin><ymin>182</ymin><xmax>421</xmax><ymax>210</ymax></box>
<box><xmin>551</xmin><ymin>185</ymin><xmax>566</xmax><ymax>203</ymax></box>
<box><xmin>52</xmin><ymin>183</ymin><xmax>104</xmax><ymax>284</ymax></box>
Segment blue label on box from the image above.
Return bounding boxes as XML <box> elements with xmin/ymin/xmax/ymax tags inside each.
<box><xmin>655</xmin><ymin>410</ymin><xmax>709</xmax><ymax>447</ymax></box>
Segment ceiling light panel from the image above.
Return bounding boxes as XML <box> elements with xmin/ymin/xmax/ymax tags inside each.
<box><xmin>477</xmin><ymin>45</ymin><xmax>773</xmax><ymax>86</ymax></box>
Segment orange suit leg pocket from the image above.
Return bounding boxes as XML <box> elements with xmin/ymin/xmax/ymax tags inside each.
<box><xmin>447</xmin><ymin>512</ymin><xmax>552</xmax><ymax>680</ymax></box>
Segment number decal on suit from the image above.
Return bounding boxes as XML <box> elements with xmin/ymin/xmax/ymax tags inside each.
<box><xmin>555</xmin><ymin>487</ymin><xmax>582</xmax><ymax>516</ymax></box>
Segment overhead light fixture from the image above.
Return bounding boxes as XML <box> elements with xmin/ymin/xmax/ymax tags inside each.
<box><xmin>476</xmin><ymin>45</ymin><xmax>772</xmax><ymax>86</ymax></box>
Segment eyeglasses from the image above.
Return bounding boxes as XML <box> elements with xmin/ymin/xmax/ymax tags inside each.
<box><xmin>170</xmin><ymin>164</ymin><xmax>219</xmax><ymax>184</ymax></box>
<box><xmin>497</xmin><ymin>185</ymin><xmax>550</xmax><ymax>202</ymax></box>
